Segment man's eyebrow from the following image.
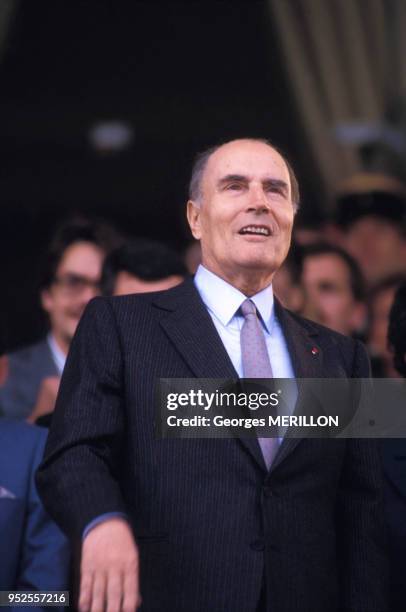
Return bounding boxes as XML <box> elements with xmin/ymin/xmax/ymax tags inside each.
<box><xmin>217</xmin><ymin>174</ymin><xmax>289</xmax><ymax>194</ymax></box>
<box><xmin>263</xmin><ymin>178</ymin><xmax>289</xmax><ymax>193</ymax></box>
<box><xmin>217</xmin><ymin>174</ymin><xmax>249</xmax><ymax>187</ymax></box>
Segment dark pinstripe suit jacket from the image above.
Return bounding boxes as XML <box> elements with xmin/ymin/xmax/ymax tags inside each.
<box><xmin>36</xmin><ymin>278</ymin><xmax>387</xmax><ymax>612</ymax></box>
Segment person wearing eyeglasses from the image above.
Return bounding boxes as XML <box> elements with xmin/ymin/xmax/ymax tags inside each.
<box><xmin>0</xmin><ymin>217</ymin><xmax>120</xmax><ymax>422</ymax></box>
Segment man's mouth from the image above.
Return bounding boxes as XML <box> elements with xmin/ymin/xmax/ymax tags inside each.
<box><xmin>238</xmin><ymin>225</ymin><xmax>271</xmax><ymax>236</ymax></box>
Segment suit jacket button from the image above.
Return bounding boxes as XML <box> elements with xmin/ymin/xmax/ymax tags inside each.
<box><xmin>263</xmin><ymin>486</ymin><xmax>274</xmax><ymax>498</ymax></box>
<box><xmin>250</xmin><ymin>539</ymin><xmax>265</xmax><ymax>551</ymax></box>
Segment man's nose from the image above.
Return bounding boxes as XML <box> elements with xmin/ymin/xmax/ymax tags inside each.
<box><xmin>247</xmin><ymin>185</ymin><xmax>270</xmax><ymax>212</ymax></box>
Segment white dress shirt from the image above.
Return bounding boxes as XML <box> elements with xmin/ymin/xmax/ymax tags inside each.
<box><xmin>47</xmin><ymin>333</ymin><xmax>67</xmax><ymax>376</ymax></box>
<box><xmin>194</xmin><ymin>264</ymin><xmax>295</xmax><ymax>379</ymax></box>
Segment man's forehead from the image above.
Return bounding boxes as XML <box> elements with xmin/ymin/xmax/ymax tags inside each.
<box><xmin>306</xmin><ymin>253</ymin><xmax>350</xmax><ymax>278</ymax></box>
<box><xmin>205</xmin><ymin>139</ymin><xmax>289</xmax><ymax>179</ymax></box>
<box><xmin>57</xmin><ymin>241</ymin><xmax>103</xmax><ymax>273</ymax></box>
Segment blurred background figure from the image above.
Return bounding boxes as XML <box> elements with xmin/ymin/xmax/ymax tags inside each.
<box><xmin>0</xmin><ymin>337</ymin><xmax>70</xmax><ymax>602</ymax></box>
<box><xmin>101</xmin><ymin>239</ymin><xmax>187</xmax><ymax>296</ymax></box>
<box><xmin>292</xmin><ymin>213</ymin><xmax>339</xmax><ymax>247</ymax></box>
<box><xmin>388</xmin><ymin>282</ymin><xmax>406</xmax><ymax>378</ymax></box>
<box><xmin>293</xmin><ymin>221</ymin><xmax>325</xmax><ymax>246</ymax></box>
<box><xmin>299</xmin><ymin>243</ymin><xmax>366</xmax><ymax>337</ymax></box>
<box><xmin>272</xmin><ymin>245</ymin><xmax>304</xmax><ymax>313</ymax></box>
<box><xmin>184</xmin><ymin>240</ymin><xmax>202</xmax><ymax>274</ymax></box>
<box><xmin>334</xmin><ymin>174</ymin><xmax>406</xmax><ymax>288</ymax></box>
<box><xmin>0</xmin><ymin>420</ymin><xmax>71</xmax><ymax>603</ymax></box>
<box><xmin>0</xmin><ymin>217</ymin><xmax>120</xmax><ymax>422</ymax></box>
<box><xmin>383</xmin><ymin>281</ymin><xmax>406</xmax><ymax>612</ymax></box>
<box><xmin>0</xmin><ymin>337</ymin><xmax>7</xmax><ymax>391</ymax></box>
<box><xmin>368</xmin><ymin>275</ymin><xmax>406</xmax><ymax>377</ymax></box>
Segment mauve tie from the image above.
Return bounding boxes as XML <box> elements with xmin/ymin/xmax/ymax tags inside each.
<box><xmin>240</xmin><ymin>298</ymin><xmax>279</xmax><ymax>469</ymax></box>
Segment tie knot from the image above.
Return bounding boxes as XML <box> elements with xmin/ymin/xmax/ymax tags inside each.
<box><xmin>240</xmin><ymin>298</ymin><xmax>257</xmax><ymax>318</ymax></box>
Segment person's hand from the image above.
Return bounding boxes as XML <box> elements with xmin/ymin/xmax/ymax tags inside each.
<box><xmin>27</xmin><ymin>376</ymin><xmax>61</xmax><ymax>423</ymax></box>
<box><xmin>79</xmin><ymin>517</ymin><xmax>141</xmax><ymax>612</ymax></box>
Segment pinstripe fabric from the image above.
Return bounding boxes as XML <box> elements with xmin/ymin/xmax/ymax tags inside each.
<box><xmin>36</xmin><ymin>278</ymin><xmax>388</xmax><ymax>612</ymax></box>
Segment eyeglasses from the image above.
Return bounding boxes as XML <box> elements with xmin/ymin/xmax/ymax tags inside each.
<box><xmin>52</xmin><ymin>274</ymin><xmax>101</xmax><ymax>295</ymax></box>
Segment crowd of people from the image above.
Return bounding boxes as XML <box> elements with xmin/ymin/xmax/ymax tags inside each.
<box><xmin>1</xmin><ymin>138</ymin><xmax>406</xmax><ymax>611</ymax></box>
<box><xmin>274</xmin><ymin>171</ymin><xmax>406</xmax><ymax>378</ymax></box>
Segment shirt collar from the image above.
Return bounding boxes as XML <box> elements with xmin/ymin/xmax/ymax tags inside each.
<box><xmin>47</xmin><ymin>333</ymin><xmax>67</xmax><ymax>375</ymax></box>
<box><xmin>194</xmin><ymin>264</ymin><xmax>275</xmax><ymax>333</ymax></box>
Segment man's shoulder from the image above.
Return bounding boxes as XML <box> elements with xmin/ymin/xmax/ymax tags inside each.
<box><xmin>0</xmin><ymin>420</ymin><xmax>46</xmax><ymax>483</ymax></box>
<box><xmin>89</xmin><ymin>277</ymin><xmax>196</xmax><ymax>317</ymax></box>
<box><xmin>7</xmin><ymin>338</ymin><xmax>53</xmax><ymax>368</ymax></box>
<box><xmin>0</xmin><ymin>340</ymin><xmax>57</xmax><ymax>419</ymax></box>
<box><xmin>4</xmin><ymin>337</ymin><xmax>57</xmax><ymax>385</ymax></box>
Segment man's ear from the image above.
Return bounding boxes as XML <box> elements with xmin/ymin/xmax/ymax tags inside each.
<box><xmin>41</xmin><ymin>288</ymin><xmax>53</xmax><ymax>314</ymax></box>
<box><xmin>187</xmin><ymin>200</ymin><xmax>202</xmax><ymax>240</ymax></box>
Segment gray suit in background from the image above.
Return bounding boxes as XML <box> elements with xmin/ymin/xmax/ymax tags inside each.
<box><xmin>0</xmin><ymin>339</ymin><xmax>58</xmax><ymax>420</ymax></box>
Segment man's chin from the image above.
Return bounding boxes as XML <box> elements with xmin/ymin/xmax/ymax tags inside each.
<box><xmin>234</xmin><ymin>256</ymin><xmax>280</xmax><ymax>272</ymax></box>
<box><xmin>63</xmin><ymin>323</ymin><xmax>79</xmax><ymax>345</ymax></box>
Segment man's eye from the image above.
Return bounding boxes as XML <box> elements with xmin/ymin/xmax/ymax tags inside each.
<box><xmin>266</xmin><ymin>185</ymin><xmax>282</xmax><ymax>195</ymax></box>
<box><xmin>318</xmin><ymin>281</ymin><xmax>337</xmax><ymax>293</ymax></box>
<box><xmin>65</xmin><ymin>275</ymin><xmax>86</xmax><ymax>288</ymax></box>
<box><xmin>227</xmin><ymin>183</ymin><xmax>243</xmax><ymax>190</ymax></box>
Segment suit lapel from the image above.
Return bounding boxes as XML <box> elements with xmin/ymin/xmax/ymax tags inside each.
<box><xmin>270</xmin><ymin>300</ymin><xmax>324</xmax><ymax>472</ymax></box>
<box><xmin>274</xmin><ymin>299</ymin><xmax>324</xmax><ymax>379</ymax></box>
<box><xmin>154</xmin><ymin>278</ymin><xmax>237</xmax><ymax>379</ymax></box>
<box><xmin>153</xmin><ymin>283</ymin><xmax>328</xmax><ymax>473</ymax></box>
<box><xmin>153</xmin><ymin>278</ymin><xmax>267</xmax><ymax>470</ymax></box>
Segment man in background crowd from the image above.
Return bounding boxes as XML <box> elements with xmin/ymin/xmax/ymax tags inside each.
<box><xmin>334</xmin><ymin>173</ymin><xmax>406</xmax><ymax>288</ymax></box>
<box><xmin>299</xmin><ymin>242</ymin><xmax>366</xmax><ymax>337</ymax></box>
<box><xmin>368</xmin><ymin>275</ymin><xmax>406</xmax><ymax>377</ymax></box>
<box><xmin>0</xmin><ymin>217</ymin><xmax>120</xmax><ymax>421</ymax></box>
<box><xmin>0</xmin><ymin>341</ymin><xmax>70</xmax><ymax>604</ymax></box>
<box><xmin>101</xmin><ymin>239</ymin><xmax>186</xmax><ymax>296</ymax></box>
<box><xmin>272</xmin><ymin>245</ymin><xmax>304</xmax><ymax>313</ymax></box>
<box><xmin>0</xmin><ymin>420</ymin><xmax>71</xmax><ymax>605</ymax></box>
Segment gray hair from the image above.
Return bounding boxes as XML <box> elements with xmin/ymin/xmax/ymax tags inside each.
<box><xmin>188</xmin><ymin>138</ymin><xmax>300</xmax><ymax>211</ymax></box>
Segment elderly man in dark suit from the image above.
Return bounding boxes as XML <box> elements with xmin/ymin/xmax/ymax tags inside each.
<box><xmin>37</xmin><ymin>139</ymin><xmax>387</xmax><ymax>612</ymax></box>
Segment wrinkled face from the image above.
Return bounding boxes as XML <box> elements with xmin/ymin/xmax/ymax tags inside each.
<box><xmin>345</xmin><ymin>216</ymin><xmax>406</xmax><ymax>285</ymax></box>
<box><xmin>187</xmin><ymin>140</ymin><xmax>294</xmax><ymax>284</ymax></box>
<box><xmin>302</xmin><ymin>254</ymin><xmax>364</xmax><ymax>336</ymax></box>
<box><xmin>113</xmin><ymin>272</ymin><xmax>183</xmax><ymax>296</ymax></box>
<box><xmin>41</xmin><ymin>241</ymin><xmax>104</xmax><ymax>348</ymax></box>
